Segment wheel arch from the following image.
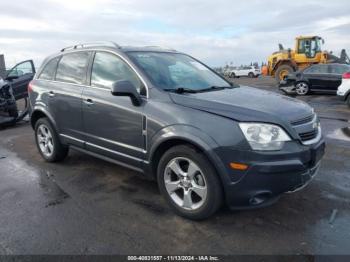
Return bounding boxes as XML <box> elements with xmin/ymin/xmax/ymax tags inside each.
<box><xmin>147</xmin><ymin>126</ymin><xmax>230</xmax><ymax>192</ymax></box>
<box><xmin>30</xmin><ymin>107</ymin><xmax>57</xmax><ymax>131</ymax></box>
<box><xmin>272</xmin><ymin>60</ymin><xmax>298</xmax><ymax>74</ymax></box>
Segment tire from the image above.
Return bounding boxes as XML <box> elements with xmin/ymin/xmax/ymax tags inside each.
<box><xmin>34</xmin><ymin>117</ymin><xmax>69</xmax><ymax>162</ymax></box>
<box><xmin>275</xmin><ymin>65</ymin><xmax>294</xmax><ymax>82</ymax></box>
<box><xmin>157</xmin><ymin>145</ymin><xmax>223</xmax><ymax>220</ymax></box>
<box><xmin>295</xmin><ymin>81</ymin><xmax>310</xmax><ymax>96</ymax></box>
<box><xmin>230</xmin><ymin>72</ymin><xmax>236</xmax><ymax>78</ymax></box>
<box><xmin>248</xmin><ymin>72</ymin><xmax>254</xmax><ymax>78</ymax></box>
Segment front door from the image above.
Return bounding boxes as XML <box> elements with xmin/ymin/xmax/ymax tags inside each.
<box><xmin>304</xmin><ymin>64</ymin><xmax>330</xmax><ymax>90</ymax></box>
<box><xmin>82</xmin><ymin>51</ymin><xmax>146</xmax><ymax>168</ymax></box>
<box><xmin>6</xmin><ymin>60</ymin><xmax>35</xmax><ymax>99</ymax></box>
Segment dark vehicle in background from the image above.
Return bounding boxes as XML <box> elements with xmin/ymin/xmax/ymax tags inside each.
<box><xmin>0</xmin><ymin>60</ymin><xmax>35</xmax><ymax>126</ymax></box>
<box><xmin>29</xmin><ymin>42</ymin><xmax>325</xmax><ymax>220</ymax></box>
<box><xmin>280</xmin><ymin>63</ymin><xmax>350</xmax><ymax>95</ymax></box>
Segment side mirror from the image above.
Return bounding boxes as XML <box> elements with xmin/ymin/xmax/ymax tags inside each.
<box><xmin>5</xmin><ymin>75</ymin><xmax>19</xmax><ymax>81</ymax></box>
<box><xmin>111</xmin><ymin>80</ymin><xmax>143</xmax><ymax>106</ymax></box>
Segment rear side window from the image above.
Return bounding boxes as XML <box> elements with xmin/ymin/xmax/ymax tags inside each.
<box><xmin>39</xmin><ymin>57</ymin><xmax>60</xmax><ymax>80</ymax></box>
<box><xmin>56</xmin><ymin>52</ymin><xmax>90</xmax><ymax>84</ymax></box>
<box><xmin>91</xmin><ymin>52</ymin><xmax>144</xmax><ymax>94</ymax></box>
<box><xmin>304</xmin><ymin>65</ymin><xmax>328</xmax><ymax>74</ymax></box>
<box><xmin>329</xmin><ymin>65</ymin><xmax>350</xmax><ymax>75</ymax></box>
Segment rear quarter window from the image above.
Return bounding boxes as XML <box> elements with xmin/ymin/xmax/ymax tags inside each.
<box><xmin>38</xmin><ymin>57</ymin><xmax>60</xmax><ymax>80</ymax></box>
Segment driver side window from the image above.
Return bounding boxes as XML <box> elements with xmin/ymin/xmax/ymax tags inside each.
<box><xmin>91</xmin><ymin>52</ymin><xmax>145</xmax><ymax>95</ymax></box>
<box><xmin>8</xmin><ymin>61</ymin><xmax>34</xmax><ymax>77</ymax></box>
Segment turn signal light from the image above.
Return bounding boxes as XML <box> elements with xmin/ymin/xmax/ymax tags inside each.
<box><xmin>230</xmin><ymin>162</ymin><xmax>249</xmax><ymax>171</ymax></box>
<box><xmin>342</xmin><ymin>72</ymin><xmax>350</xmax><ymax>79</ymax></box>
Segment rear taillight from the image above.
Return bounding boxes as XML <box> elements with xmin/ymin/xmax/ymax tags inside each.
<box><xmin>342</xmin><ymin>72</ymin><xmax>350</xmax><ymax>79</ymax></box>
<box><xmin>28</xmin><ymin>81</ymin><xmax>33</xmax><ymax>93</ymax></box>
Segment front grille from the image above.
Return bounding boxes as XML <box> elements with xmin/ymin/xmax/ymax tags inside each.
<box><xmin>291</xmin><ymin>114</ymin><xmax>314</xmax><ymax>126</ymax></box>
<box><xmin>299</xmin><ymin>129</ymin><xmax>318</xmax><ymax>141</ymax></box>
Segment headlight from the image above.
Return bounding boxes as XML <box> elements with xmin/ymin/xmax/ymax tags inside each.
<box><xmin>239</xmin><ymin>123</ymin><xmax>291</xmax><ymax>151</ymax></box>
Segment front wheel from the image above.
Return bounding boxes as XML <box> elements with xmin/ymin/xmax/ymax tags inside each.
<box><xmin>295</xmin><ymin>82</ymin><xmax>310</xmax><ymax>96</ymax></box>
<box><xmin>248</xmin><ymin>72</ymin><xmax>254</xmax><ymax>78</ymax></box>
<box><xmin>230</xmin><ymin>72</ymin><xmax>236</xmax><ymax>78</ymax></box>
<box><xmin>157</xmin><ymin>145</ymin><xmax>223</xmax><ymax>220</ymax></box>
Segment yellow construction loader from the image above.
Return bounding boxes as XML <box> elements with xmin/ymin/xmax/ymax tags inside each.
<box><xmin>263</xmin><ymin>36</ymin><xmax>349</xmax><ymax>81</ymax></box>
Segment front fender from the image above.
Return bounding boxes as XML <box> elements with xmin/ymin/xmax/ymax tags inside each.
<box><xmin>147</xmin><ymin>124</ymin><xmax>231</xmax><ymax>187</ymax></box>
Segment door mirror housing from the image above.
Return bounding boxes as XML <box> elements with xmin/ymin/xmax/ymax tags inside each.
<box><xmin>111</xmin><ymin>80</ymin><xmax>143</xmax><ymax>106</ymax></box>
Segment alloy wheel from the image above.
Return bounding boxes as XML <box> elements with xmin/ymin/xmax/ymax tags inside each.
<box><xmin>164</xmin><ymin>157</ymin><xmax>207</xmax><ymax>210</ymax></box>
<box><xmin>295</xmin><ymin>82</ymin><xmax>309</xmax><ymax>95</ymax></box>
<box><xmin>37</xmin><ymin>124</ymin><xmax>54</xmax><ymax>157</ymax></box>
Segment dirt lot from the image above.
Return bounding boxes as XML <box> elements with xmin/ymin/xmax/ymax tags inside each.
<box><xmin>0</xmin><ymin>76</ymin><xmax>349</xmax><ymax>255</ymax></box>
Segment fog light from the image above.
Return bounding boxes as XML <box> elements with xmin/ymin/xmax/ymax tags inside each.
<box><xmin>230</xmin><ymin>162</ymin><xmax>249</xmax><ymax>171</ymax></box>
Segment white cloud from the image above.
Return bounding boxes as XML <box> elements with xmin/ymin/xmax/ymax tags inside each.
<box><xmin>0</xmin><ymin>0</ymin><xmax>349</xmax><ymax>68</ymax></box>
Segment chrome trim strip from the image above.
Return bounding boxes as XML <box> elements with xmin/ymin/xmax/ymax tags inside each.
<box><xmin>291</xmin><ymin>114</ymin><xmax>316</xmax><ymax>127</ymax></box>
<box><xmin>301</xmin><ymin>126</ymin><xmax>322</xmax><ymax>145</ymax></box>
<box><xmin>60</xmin><ymin>134</ymin><xmax>84</xmax><ymax>144</ymax></box>
<box><xmin>70</xmin><ymin>145</ymin><xmax>144</xmax><ymax>173</ymax></box>
<box><xmin>86</xmin><ymin>142</ymin><xmax>143</xmax><ymax>162</ymax></box>
<box><xmin>35</xmin><ymin>48</ymin><xmax>150</xmax><ymax>98</ymax></box>
<box><xmin>60</xmin><ymin>133</ymin><xmax>145</xmax><ymax>158</ymax></box>
<box><xmin>84</xmin><ymin>132</ymin><xmax>145</xmax><ymax>153</ymax></box>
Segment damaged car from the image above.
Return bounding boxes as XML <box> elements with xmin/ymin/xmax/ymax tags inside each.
<box><xmin>29</xmin><ymin>43</ymin><xmax>325</xmax><ymax>220</ymax></box>
<box><xmin>280</xmin><ymin>63</ymin><xmax>350</xmax><ymax>95</ymax></box>
<box><xmin>0</xmin><ymin>60</ymin><xmax>35</xmax><ymax>127</ymax></box>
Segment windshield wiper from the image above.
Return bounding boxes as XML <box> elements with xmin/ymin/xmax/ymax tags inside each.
<box><xmin>163</xmin><ymin>87</ymin><xmax>198</xmax><ymax>94</ymax></box>
<box><xmin>197</xmin><ymin>86</ymin><xmax>232</xmax><ymax>92</ymax></box>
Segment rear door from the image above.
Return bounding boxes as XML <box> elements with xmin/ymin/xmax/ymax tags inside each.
<box><xmin>82</xmin><ymin>51</ymin><xmax>146</xmax><ymax>168</ymax></box>
<box><xmin>327</xmin><ymin>64</ymin><xmax>350</xmax><ymax>92</ymax></box>
<box><xmin>6</xmin><ymin>60</ymin><xmax>35</xmax><ymax>99</ymax></box>
<box><xmin>49</xmin><ymin>51</ymin><xmax>92</xmax><ymax>146</ymax></box>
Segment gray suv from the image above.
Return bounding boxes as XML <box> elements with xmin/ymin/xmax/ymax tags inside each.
<box><xmin>29</xmin><ymin>42</ymin><xmax>325</xmax><ymax>220</ymax></box>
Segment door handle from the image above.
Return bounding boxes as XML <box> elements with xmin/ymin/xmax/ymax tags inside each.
<box><xmin>84</xmin><ymin>98</ymin><xmax>94</xmax><ymax>105</ymax></box>
<box><xmin>49</xmin><ymin>91</ymin><xmax>55</xmax><ymax>97</ymax></box>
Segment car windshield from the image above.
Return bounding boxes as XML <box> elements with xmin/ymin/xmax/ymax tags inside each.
<box><xmin>127</xmin><ymin>51</ymin><xmax>232</xmax><ymax>92</ymax></box>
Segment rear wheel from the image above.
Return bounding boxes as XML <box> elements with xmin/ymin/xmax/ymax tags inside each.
<box><xmin>346</xmin><ymin>95</ymin><xmax>350</xmax><ymax>108</ymax></box>
<box><xmin>295</xmin><ymin>82</ymin><xmax>310</xmax><ymax>96</ymax></box>
<box><xmin>35</xmin><ymin>118</ymin><xmax>69</xmax><ymax>162</ymax></box>
<box><xmin>157</xmin><ymin>145</ymin><xmax>223</xmax><ymax>220</ymax></box>
<box><xmin>248</xmin><ymin>72</ymin><xmax>254</xmax><ymax>78</ymax></box>
<box><xmin>230</xmin><ymin>72</ymin><xmax>236</xmax><ymax>78</ymax></box>
<box><xmin>275</xmin><ymin>65</ymin><xmax>294</xmax><ymax>82</ymax></box>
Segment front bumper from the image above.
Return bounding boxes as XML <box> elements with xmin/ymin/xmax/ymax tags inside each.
<box><xmin>215</xmin><ymin>138</ymin><xmax>326</xmax><ymax>209</ymax></box>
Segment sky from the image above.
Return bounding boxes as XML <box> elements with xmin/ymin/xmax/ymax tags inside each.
<box><xmin>0</xmin><ymin>0</ymin><xmax>349</xmax><ymax>68</ymax></box>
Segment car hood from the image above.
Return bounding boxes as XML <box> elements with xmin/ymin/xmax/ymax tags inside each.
<box><xmin>169</xmin><ymin>86</ymin><xmax>313</xmax><ymax>125</ymax></box>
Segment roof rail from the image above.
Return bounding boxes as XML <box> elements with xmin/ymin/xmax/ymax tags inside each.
<box><xmin>60</xmin><ymin>41</ymin><xmax>121</xmax><ymax>52</ymax></box>
<box><xmin>144</xmin><ymin>46</ymin><xmax>177</xmax><ymax>51</ymax></box>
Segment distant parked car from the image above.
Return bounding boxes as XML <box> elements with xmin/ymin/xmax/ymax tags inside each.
<box><xmin>228</xmin><ymin>66</ymin><xmax>260</xmax><ymax>78</ymax></box>
<box><xmin>337</xmin><ymin>71</ymin><xmax>350</xmax><ymax>107</ymax></box>
<box><xmin>280</xmin><ymin>63</ymin><xmax>350</xmax><ymax>96</ymax></box>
